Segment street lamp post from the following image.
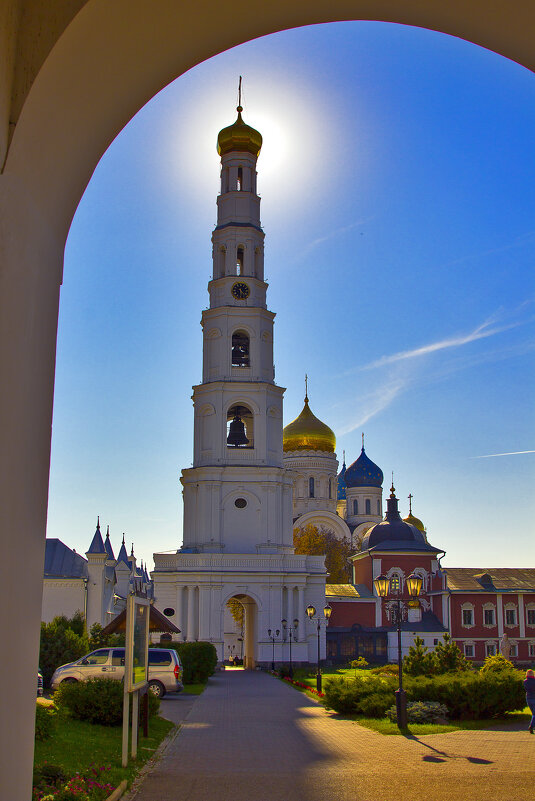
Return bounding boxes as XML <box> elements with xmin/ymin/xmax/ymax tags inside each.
<box><xmin>305</xmin><ymin>604</ymin><xmax>332</xmax><ymax>693</ymax></box>
<box><xmin>373</xmin><ymin>572</ymin><xmax>423</xmax><ymax>729</ymax></box>
<box><xmin>267</xmin><ymin>628</ymin><xmax>280</xmax><ymax>671</ymax></box>
<box><xmin>281</xmin><ymin>618</ymin><xmax>299</xmax><ymax>678</ymax></box>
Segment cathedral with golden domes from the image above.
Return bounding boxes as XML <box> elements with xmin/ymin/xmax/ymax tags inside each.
<box><xmin>282</xmin><ymin>386</ymin><xmax>426</xmax><ymax>550</ymax></box>
<box><xmin>151</xmin><ymin>95</ymin><xmax>535</xmax><ymax>670</ymax></box>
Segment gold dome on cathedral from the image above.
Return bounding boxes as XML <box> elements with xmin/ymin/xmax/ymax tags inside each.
<box><xmin>403</xmin><ymin>512</ymin><xmax>426</xmax><ymax>532</ymax></box>
<box><xmin>217</xmin><ymin>106</ymin><xmax>263</xmax><ymax>158</ymax></box>
<box><xmin>283</xmin><ymin>396</ymin><xmax>336</xmax><ymax>453</ymax></box>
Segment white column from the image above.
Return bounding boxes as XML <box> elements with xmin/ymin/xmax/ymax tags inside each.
<box><xmin>519</xmin><ymin>594</ymin><xmax>526</xmax><ymax>638</ymax></box>
<box><xmin>199</xmin><ymin>586</ymin><xmax>211</xmax><ymax>641</ymax></box>
<box><xmin>176</xmin><ymin>585</ymin><xmax>185</xmax><ymax>641</ymax></box>
<box><xmin>287</xmin><ymin>585</ymin><xmax>294</xmax><ymax>627</ymax></box>
<box><xmin>497</xmin><ymin>593</ymin><xmax>504</xmax><ymax>637</ymax></box>
<box><xmin>297</xmin><ymin>586</ymin><xmax>305</xmax><ymax>641</ymax></box>
<box><xmin>187</xmin><ymin>585</ymin><xmax>196</xmax><ymax>641</ymax></box>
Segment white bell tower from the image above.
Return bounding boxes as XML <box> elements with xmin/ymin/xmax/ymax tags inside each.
<box><xmin>153</xmin><ymin>90</ymin><xmax>327</xmax><ymax>667</ymax></box>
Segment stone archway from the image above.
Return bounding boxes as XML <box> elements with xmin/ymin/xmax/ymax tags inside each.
<box><xmin>1</xmin><ymin>4</ymin><xmax>534</xmax><ymax>798</ymax></box>
<box><xmin>224</xmin><ymin>593</ymin><xmax>259</xmax><ymax>670</ymax></box>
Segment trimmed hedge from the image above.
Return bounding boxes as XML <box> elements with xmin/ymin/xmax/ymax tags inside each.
<box><xmin>54</xmin><ymin>677</ymin><xmax>160</xmax><ymax>725</ymax></box>
<box><xmin>323</xmin><ymin>670</ymin><xmax>525</xmax><ymax>719</ymax></box>
<box><xmin>154</xmin><ymin>641</ymin><xmax>217</xmax><ymax>684</ymax></box>
<box><xmin>35</xmin><ymin>703</ymin><xmax>56</xmax><ymax>740</ymax></box>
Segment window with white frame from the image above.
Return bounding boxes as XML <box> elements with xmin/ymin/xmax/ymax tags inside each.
<box><xmin>483</xmin><ymin>606</ymin><xmax>496</xmax><ymax>626</ymax></box>
<box><xmin>485</xmin><ymin>642</ymin><xmax>497</xmax><ymax>657</ymax></box>
<box><xmin>509</xmin><ymin>643</ymin><xmax>518</xmax><ymax>657</ymax></box>
<box><xmin>390</xmin><ymin>573</ymin><xmax>401</xmax><ymax>593</ymax></box>
<box><xmin>526</xmin><ymin>607</ymin><xmax>535</xmax><ymax>627</ymax></box>
<box><xmin>464</xmin><ymin>643</ymin><xmax>475</xmax><ymax>658</ymax></box>
<box><xmin>504</xmin><ymin>605</ymin><xmax>517</xmax><ymax>626</ymax></box>
<box><xmin>461</xmin><ymin>603</ymin><xmax>474</xmax><ymax>627</ymax></box>
<box><xmin>529</xmin><ymin>643</ymin><xmax>535</xmax><ymax>658</ymax></box>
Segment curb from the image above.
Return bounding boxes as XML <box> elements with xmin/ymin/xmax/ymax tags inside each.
<box><xmin>105</xmin><ymin>780</ymin><xmax>128</xmax><ymax>801</ymax></box>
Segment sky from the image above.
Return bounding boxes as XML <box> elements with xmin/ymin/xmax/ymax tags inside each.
<box><xmin>46</xmin><ymin>21</ymin><xmax>535</xmax><ymax>572</ymax></box>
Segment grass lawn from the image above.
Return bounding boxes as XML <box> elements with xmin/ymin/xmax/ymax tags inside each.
<box><xmin>34</xmin><ymin>705</ymin><xmax>174</xmax><ymax>795</ymax></box>
<box><xmin>353</xmin><ymin>708</ymin><xmax>532</xmax><ymax>735</ymax></box>
<box><xmin>183</xmin><ymin>682</ymin><xmax>207</xmax><ymax>695</ymax></box>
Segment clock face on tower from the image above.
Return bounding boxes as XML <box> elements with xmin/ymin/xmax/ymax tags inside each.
<box><xmin>231</xmin><ymin>281</ymin><xmax>250</xmax><ymax>300</ymax></box>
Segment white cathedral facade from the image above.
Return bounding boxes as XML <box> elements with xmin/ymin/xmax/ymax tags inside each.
<box><xmin>152</xmin><ymin>104</ymin><xmax>327</xmax><ymax>667</ymax></box>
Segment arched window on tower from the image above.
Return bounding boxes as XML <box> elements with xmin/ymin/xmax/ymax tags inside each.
<box><xmin>309</xmin><ymin>477</ymin><xmax>315</xmax><ymax>498</ymax></box>
<box><xmin>353</xmin><ymin>500</ymin><xmax>358</xmax><ymax>516</ymax></box>
<box><xmin>328</xmin><ymin>479</ymin><xmax>332</xmax><ymax>499</ymax></box>
<box><xmin>231</xmin><ymin>331</ymin><xmax>250</xmax><ymax>367</ymax></box>
<box><xmin>254</xmin><ymin>247</ymin><xmax>261</xmax><ymax>279</ymax></box>
<box><xmin>237</xmin><ymin>166</ymin><xmax>243</xmax><ymax>191</ymax></box>
<box><xmin>236</xmin><ymin>247</ymin><xmax>244</xmax><ymax>276</ymax></box>
<box><xmin>365</xmin><ymin>499</ymin><xmax>371</xmax><ymax>515</ymax></box>
<box><xmin>377</xmin><ymin>499</ymin><xmax>381</xmax><ymax>516</ymax></box>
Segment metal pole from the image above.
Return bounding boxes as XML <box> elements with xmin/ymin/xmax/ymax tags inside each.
<box><xmin>394</xmin><ymin>599</ymin><xmax>407</xmax><ymax>728</ymax></box>
<box><xmin>289</xmin><ymin>629</ymin><xmax>293</xmax><ymax>679</ymax></box>
<box><xmin>272</xmin><ymin>635</ymin><xmax>275</xmax><ymax>671</ymax></box>
<box><xmin>316</xmin><ymin>621</ymin><xmax>322</xmax><ymax>693</ymax></box>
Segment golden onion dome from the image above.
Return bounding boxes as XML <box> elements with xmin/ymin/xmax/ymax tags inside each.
<box><xmin>403</xmin><ymin>512</ymin><xmax>425</xmax><ymax>532</ymax></box>
<box><xmin>283</xmin><ymin>396</ymin><xmax>336</xmax><ymax>453</ymax></box>
<box><xmin>217</xmin><ymin>106</ymin><xmax>262</xmax><ymax>157</ymax></box>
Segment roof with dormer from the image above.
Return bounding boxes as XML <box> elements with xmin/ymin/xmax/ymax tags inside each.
<box><xmin>445</xmin><ymin>568</ymin><xmax>535</xmax><ymax>592</ymax></box>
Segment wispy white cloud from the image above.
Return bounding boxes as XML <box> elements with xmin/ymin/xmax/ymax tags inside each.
<box><xmin>470</xmin><ymin>450</ymin><xmax>535</xmax><ymax>459</ymax></box>
<box><xmin>436</xmin><ymin>231</ymin><xmax>535</xmax><ymax>271</ymax></box>
<box><xmin>336</xmin><ymin>375</ymin><xmax>409</xmax><ymax>435</ymax></box>
<box><xmin>295</xmin><ymin>218</ymin><xmax>372</xmax><ymax>261</ymax></box>
<box><xmin>361</xmin><ymin>319</ymin><xmax>524</xmax><ymax>371</ymax></box>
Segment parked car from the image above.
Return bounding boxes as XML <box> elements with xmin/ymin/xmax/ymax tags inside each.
<box><xmin>37</xmin><ymin>670</ymin><xmax>43</xmax><ymax>697</ymax></box>
<box><xmin>50</xmin><ymin>647</ymin><xmax>183</xmax><ymax>697</ymax></box>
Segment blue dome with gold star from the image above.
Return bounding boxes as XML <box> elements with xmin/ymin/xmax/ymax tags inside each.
<box><xmin>345</xmin><ymin>447</ymin><xmax>383</xmax><ymax>489</ymax></box>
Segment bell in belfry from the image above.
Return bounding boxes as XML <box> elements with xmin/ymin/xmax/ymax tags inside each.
<box><xmin>227</xmin><ymin>414</ymin><xmax>249</xmax><ymax>447</ymax></box>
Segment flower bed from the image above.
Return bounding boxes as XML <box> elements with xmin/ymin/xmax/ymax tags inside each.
<box><xmin>282</xmin><ymin>676</ymin><xmax>325</xmax><ymax>698</ymax></box>
<box><xmin>33</xmin><ymin>763</ymin><xmax>115</xmax><ymax>801</ymax></box>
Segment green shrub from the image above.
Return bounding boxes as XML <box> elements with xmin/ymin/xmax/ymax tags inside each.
<box><xmin>386</xmin><ymin>700</ymin><xmax>449</xmax><ymax>723</ymax></box>
<box><xmin>324</xmin><ymin>670</ymin><xmax>524</xmax><ymax>719</ymax></box>
<box><xmin>35</xmin><ymin>703</ymin><xmax>56</xmax><ymax>740</ymax></box>
<box><xmin>39</xmin><ymin>615</ymin><xmax>89</xmax><ymax>687</ymax></box>
<box><xmin>480</xmin><ymin>654</ymin><xmax>515</xmax><ymax>673</ymax></box>
<box><xmin>370</xmin><ymin>663</ymin><xmax>399</xmax><ymax>677</ymax></box>
<box><xmin>54</xmin><ymin>677</ymin><xmax>160</xmax><ymax>725</ymax></box>
<box><xmin>33</xmin><ymin>763</ymin><xmax>66</xmax><ymax>789</ymax></box>
<box><xmin>324</xmin><ymin>675</ymin><xmax>397</xmax><ymax>715</ymax></box>
<box><xmin>88</xmin><ymin>622</ymin><xmax>125</xmax><ymax>650</ymax></box>
<box><xmin>405</xmin><ymin>671</ymin><xmax>525</xmax><ymax>719</ymax></box>
<box><xmin>158</xmin><ymin>641</ymin><xmax>217</xmax><ymax>683</ymax></box>
<box><xmin>358</xmin><ymin>693</ymin><xmax>393</xmax><ymax>717</ymax></box>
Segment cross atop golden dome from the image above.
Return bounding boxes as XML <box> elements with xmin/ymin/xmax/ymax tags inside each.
<box><xmin>283</xmin><ymin>378</ymin><xmax>336</xmax><ymax>453</ymax></box>
<box><xmin>217</xmin><ymin>77</ymin><xmax>262</xmax><ymax>158</ymax></box>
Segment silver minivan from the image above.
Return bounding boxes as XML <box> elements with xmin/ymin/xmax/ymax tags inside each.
<box><xmin>51</xmin><ymin>647</ymin><xmax>183</xmax><ymax>697</ymax></box>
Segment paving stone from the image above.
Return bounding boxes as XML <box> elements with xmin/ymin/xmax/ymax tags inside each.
<box><xmin>127</xmin><ymin>670</ymin><xmax>534</xmax><ymax>801</ymax></box>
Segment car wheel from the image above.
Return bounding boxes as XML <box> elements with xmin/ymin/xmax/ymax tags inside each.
<box><xmin>61</xmin><ymin>677</ymin><xmax>77</xmax><ymax>684</ymax></box>
<box><xmin>148</xmin><ymin>680</ymin><xmax>165</xmax><ymax>698</ymax></box>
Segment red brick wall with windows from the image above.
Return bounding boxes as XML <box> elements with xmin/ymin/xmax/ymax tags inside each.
<box><xmin>327</xmin><ymin>600</ymin><xmax>376</xmax><ymax>628</ymax></box>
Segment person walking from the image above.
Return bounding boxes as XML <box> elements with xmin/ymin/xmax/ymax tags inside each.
<box><xmin>524</xmin><ymin>669</ymin><xmax>535</xmax><ymax>734</ymax></box>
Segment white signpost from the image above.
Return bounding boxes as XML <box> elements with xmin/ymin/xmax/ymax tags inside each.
<box><xmin>122</xmin><ymin>593</ymin><xmax>150</xmax><ymax>767</ymax></box>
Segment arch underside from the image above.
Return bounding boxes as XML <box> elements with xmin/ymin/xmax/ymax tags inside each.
<box><xmin>1</xmin><ymin>3</ymin><xmax>534</xmax><ymax>798</ymax></box>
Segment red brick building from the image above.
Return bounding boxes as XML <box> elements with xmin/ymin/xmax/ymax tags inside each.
<box><xmin>326</xmin><ymin>487</ymin><xmax>535</xmax><ymax>665</ymax></box>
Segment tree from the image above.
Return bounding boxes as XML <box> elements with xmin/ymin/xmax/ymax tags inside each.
<box><xmin>293</xmin><ymin>524</ymin><xmax>352</xmax><ymax>583</ymax></box>
<box><xmin>433</xmin><ymin>633</ymin><xmax>470</xmax><ymax>673</ymax></box>
<box><xmin>88</xmin><ymin>622</ymin><xmax>125</xmax><ymax>650</ymax></box>
<box><xmin>403</xmin><ymin>636</ymin><xmax>437</xmax><ymax>676</ymax></box>
<box><xmin>39</xmin><ymin>615</ymin><xmax>89</xmax><ymax>687</ymax></box>
<box><xmin>227</xmin><ymin>598</ymin><xmax>245</xmax><ymax>631</ymax></box>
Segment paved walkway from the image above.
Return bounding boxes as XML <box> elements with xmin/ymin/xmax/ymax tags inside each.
<box><xmin>128</xmin><ymin>670</ymin><xmax>533</xmax><ymax>801</ymax></box>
